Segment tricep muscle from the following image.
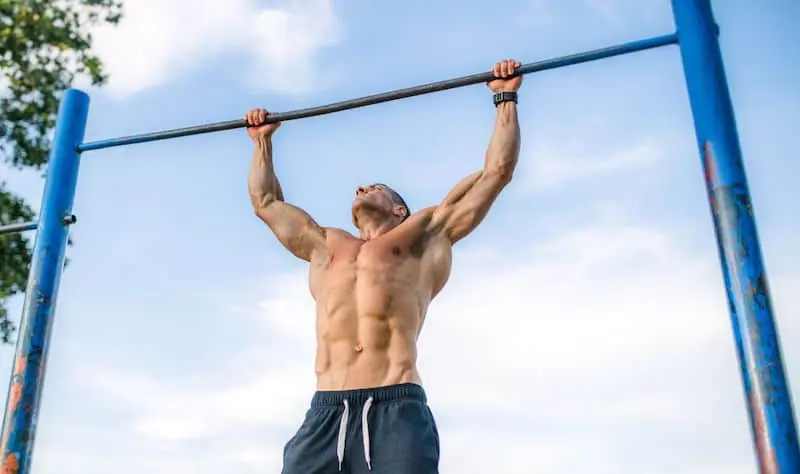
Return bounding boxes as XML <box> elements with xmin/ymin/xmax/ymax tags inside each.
<box><xmin>431</xmin><ymin>169</ymin><xmax>510</xmax><ymax>243</ymax></box>
<box><xmin>256</xmin><ymin>201</ymin><xmax>327</xmax><ymax>261</ymax></box>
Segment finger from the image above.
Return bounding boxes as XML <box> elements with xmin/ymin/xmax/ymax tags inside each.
<box><xmin>501</xmin><ymin>60</ymin><xmax>510</xmax><ymax>77</ymax></box>
<box><xmin>259</xmin><ymin>109</ymin><xmax>267</xmax><ymax>124</ymax></box>
<box><xmin>492</xmin><ymin>63</ymin><xmax>501</xmax><ymax>78</ymax></box>
<box><xmin>507</xmin><ymin>59</ymin><xmax>515</xmax><ymax>77</ymax></box>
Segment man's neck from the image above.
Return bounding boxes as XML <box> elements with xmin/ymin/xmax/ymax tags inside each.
<box><xmin>357</xmin><ymin>214</ymin><xmax>397</xmax><ymax>240</ymax></box>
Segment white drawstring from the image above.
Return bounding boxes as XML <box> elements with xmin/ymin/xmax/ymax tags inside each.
<box><xmin>362</xmin><ymin>396</ymin><xmax>374</xmax><ymax>470</ymax></box>
<box><xmin>336</xmin><ymin>396</ymin><xmax>375</xmax><ymax>471</ymax></box>
<box><xmin>337</xmin><ymin>399</ymin><xmax>349</xmax><ymax>471</ymax></box>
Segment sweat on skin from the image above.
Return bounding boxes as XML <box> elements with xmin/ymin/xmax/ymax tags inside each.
<box><xmin>245</xmin><ymin>59</ymin><xmax>522</xmax><ymax>474</ymax></box>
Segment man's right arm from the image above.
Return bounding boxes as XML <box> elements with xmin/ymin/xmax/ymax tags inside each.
<box><xmin>248</xmin><ymin>132</ymin><xmax>327</xmax><ymax>262</ymax></box>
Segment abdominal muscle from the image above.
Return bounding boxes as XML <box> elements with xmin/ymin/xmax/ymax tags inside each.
<box><xmin>311</xmin><ymin>254</ymin><xmax>430</xmax><ymax>391</ymax></box>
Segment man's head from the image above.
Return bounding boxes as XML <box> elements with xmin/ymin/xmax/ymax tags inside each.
<box><xmin>352</xmin><ymin>183</ymin><xmax>410</xmax><ymax>230</ymax></box>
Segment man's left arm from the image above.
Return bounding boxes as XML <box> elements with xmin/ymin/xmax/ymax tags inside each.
<box><xmin>429</xmin><ymin>59</ymin><xmax>522</xmax><ymax>244</ymax></box>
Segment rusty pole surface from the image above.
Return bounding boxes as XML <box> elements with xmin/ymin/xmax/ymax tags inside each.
<box><xmin>671</xmin><ymin>0</ymin><xmax>800</xmax><ymax>472</ymax></box>
<box><xmin>0</xmin><ymin>89</ymin><xmax>89</xmax><ymax>474</ymax></box>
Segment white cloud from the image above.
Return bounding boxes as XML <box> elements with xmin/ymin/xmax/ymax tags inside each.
<box><xmin>93</xmin><ymin>363</ymin><xmax>315</xmax><ymax>439</ymax></box>
<box><xmin>56</xmin><ymin>214</ymin><xmax>775</xmax><ymax>474</ymax></box>
<box><xmin>88</xmin><ymin>0</ymin><xmax>341</xmax><ymax>97</ymax></box>
<box><xmin>520</xmin><ymin>139</ymin><xmax>662</xmax><ymax>192</ymax></box>
<box><xmin>246</xmin><ymin>0</ymin><xmax>341</xmax><ymax>93</ymax></box>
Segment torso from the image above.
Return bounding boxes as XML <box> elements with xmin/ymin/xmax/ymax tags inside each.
<box><xmin>308</xmin><ymin>209</ymin><xmax>452</xmax><ymax>391</ymax></box>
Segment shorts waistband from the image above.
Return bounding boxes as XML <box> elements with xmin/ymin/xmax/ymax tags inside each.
<box><xmin>311</xmin><ymin>383</ymin><xmax>426</xmax><ymax>407</ymax></box>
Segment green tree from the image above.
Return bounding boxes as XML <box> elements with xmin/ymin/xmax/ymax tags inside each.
<box><xmin>0</xmin><ymin>0</ymin><xmax>122</xmax><ymax>343</ymax></box>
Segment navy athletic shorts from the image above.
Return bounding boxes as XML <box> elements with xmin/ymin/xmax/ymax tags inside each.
<box><xmin>281</xmin><ymin>383</ymin><xmax>440</xmax><ymax>473</ymax></box>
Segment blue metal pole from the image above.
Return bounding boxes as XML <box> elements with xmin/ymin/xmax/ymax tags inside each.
<box><xmin>671</xmin><ymin>1</ymin><xmax>800</xmax><ymax>472</ymax></box>
<box><xmin>0</xmin><ymin>89</ymin><xmax>89</xmax><ymax>474</ymax></box>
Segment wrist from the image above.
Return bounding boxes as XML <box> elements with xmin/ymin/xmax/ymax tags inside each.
<box><xmin>254</xmin><ymin>134</ymin><xmax>272</xmax><ymax>145</ymax></box>
<box><xmin>492</xmin><ymin>91</ymin><xmax>518</xmax><ymax>107</ymax></box>
<box><xmin>253</xmin><ymin>136</ymin><xmax>273</xmax><ymax>153</ymax></box>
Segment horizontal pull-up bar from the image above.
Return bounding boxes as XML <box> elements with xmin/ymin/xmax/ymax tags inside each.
<box><xmin>78</xmin><ymin>33</ymin><xmax>678</xmax><ymax>153</ymax></box>
<box><xmin>0</xmin><ymin>215</ymin><xmax>77</xmax><ymax>237</ymax></box>
<box><xmin>0</xmin><ymin>221</ymin><xmax>38</xmax><ymax>236</ymax></box>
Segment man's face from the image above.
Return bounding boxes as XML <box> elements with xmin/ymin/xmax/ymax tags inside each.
<box><xmin>353</xmin><ymin>184</ymin><xmax>394</xmax><ymax>214</ymax></box>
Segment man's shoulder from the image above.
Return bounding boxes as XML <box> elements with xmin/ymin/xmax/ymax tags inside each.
<box><xmin>404</xmin><ymin>208</ymin><xmax>454</xmax><ymax>252</ymax></box>
<box><xmin>407</xmin><ymin>206</ymin><xmax>437</xmax><ymax>225</ymax></box>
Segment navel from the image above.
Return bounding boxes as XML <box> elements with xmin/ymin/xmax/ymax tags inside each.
<box><xmin>392</xmin><ymin>246</ymin><xmax>401</xmax><ymax>256</ymax></box>
<box><xmin>354</xmin><ymin>342</ymin><xmax>363</xmax><ymax>353</ymax></box>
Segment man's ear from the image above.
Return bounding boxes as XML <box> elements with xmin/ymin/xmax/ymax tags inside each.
<box><xmin>393</xmin><ymin>205</ymin><xmax>408</xmax><ymax>220</ymax></box>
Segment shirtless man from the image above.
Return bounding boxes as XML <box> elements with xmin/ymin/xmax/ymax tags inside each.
<box><xmin>245</xmin><ymin>59</ymin><xmax>522</xmax><ymax>474</ymax></box>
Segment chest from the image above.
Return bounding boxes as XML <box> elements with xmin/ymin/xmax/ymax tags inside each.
<box><xmin>333</xmin><ymin>238</ymin><xmax>431</xmax><ymax>278</ymax></box>
<box><xmin>311</xmin><ymin>231</ymin><xmax>452</xmax><ymax>296</ymax></box>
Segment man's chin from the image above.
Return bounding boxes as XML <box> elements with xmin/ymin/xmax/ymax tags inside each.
<box><xmin>353</xmin><ymin>199</ymin><xmax>377</xmax><ymax>212</ymax></box>
<box><xmin>352</xmin><ymin>200</ymin><xmax>386</xmax><ymax>224</ymax></box>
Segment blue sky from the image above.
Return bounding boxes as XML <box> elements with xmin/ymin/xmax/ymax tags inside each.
<box><xmin>2</xmin><ymin>0</ymin><xmax>800</xmax><ymax>472</ymax></box>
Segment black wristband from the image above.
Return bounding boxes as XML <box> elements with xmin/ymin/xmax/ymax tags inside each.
<box><xmin>493</xmin><ymin>91</ymin><xmax>518</xmax><ymax>107</ymax></box>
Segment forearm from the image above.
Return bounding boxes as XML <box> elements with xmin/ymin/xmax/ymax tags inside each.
<box><xmin>483</xmin><ymin>101</ymin><xmax>520</xmax><ymax>179</ymax></box>
<box><xmin>436</xmin><ymin>103</ymin><xmax>521</xmax><ymax>207</ymax></box>
<box><xmin>248</xmin><ymin>136</ymin><xmax>284</xmax><ymax>209</ymax></box>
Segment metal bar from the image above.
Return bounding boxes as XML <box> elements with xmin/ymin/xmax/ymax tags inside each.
<box><xmin>0</xmin><ymin>90</ymin><xmax>89</xmax><ymax>474</ymax></box>
<box><xmin>671</xmin><ymin>1</ymin><xmax>800</xmax><ymax>472</ymax></box>
<box><xmin>78</xmin><ymin>33</ymin><xmax>677</xmax><ymax>153</ymax></box>
<box><xmin>0</xmin><ymin>222</ymin><xmax>37</xmax><ymax>236</ymax></box>
<box><xmin>0</xmin><ymin>215</ymin><xmax>75</xmax><ymax>237</ymax></box>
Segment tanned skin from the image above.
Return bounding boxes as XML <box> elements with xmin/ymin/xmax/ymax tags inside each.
<box><xmin>246</xmin><ymin>59</ymin><xmax>522</xmax><ymax>391</ymax></box>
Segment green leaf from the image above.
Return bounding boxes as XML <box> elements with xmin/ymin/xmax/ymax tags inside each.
<box><xmin>0</xmin><ymin>0</ymin><xmax>122</xmax><ymax>343</ymax></box>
